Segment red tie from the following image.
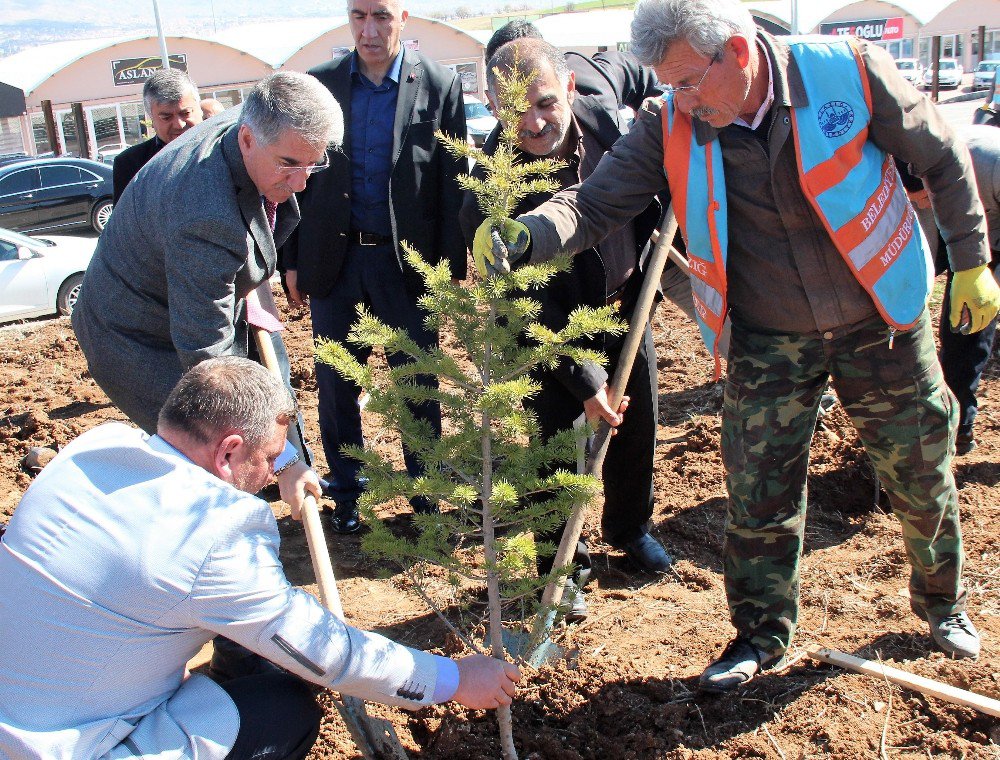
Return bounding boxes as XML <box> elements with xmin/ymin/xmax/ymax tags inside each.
<box><xmin>246</xmin><ymin>199</ymin><xmax>284</xmax><ymax>332</ymax></box>
<box><xmin>263</xmin><ymin>199</ymin><xmax>277</xmax><ymax>231</ymax></box>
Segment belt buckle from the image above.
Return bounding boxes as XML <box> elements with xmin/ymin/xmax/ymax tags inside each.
<box><xmin>358</xmin><ymin>232</ymin><xmax>377</xmax><ymax>246</ymax></box>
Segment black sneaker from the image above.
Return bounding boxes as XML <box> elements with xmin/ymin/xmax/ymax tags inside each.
<box><xmin>698</xmin><ymin>638</ymin><xmax>771</xmax><ymax>693</ymax></box>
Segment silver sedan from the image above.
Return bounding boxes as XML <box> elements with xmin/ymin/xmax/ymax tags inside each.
<box><xmin>0</xmin><ymin>227</ymin><xmax>96</xmax><ymax>323</ymax></box>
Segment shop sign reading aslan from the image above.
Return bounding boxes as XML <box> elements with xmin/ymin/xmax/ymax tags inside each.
<box><xmin>111</xmin><ymin>54</ymin><xmax>188</xmax><ymax>87</ymax></box>
<box><xmin>819</xmin><ymin>17</ymin><xmax>903</xmax><ymax>42</ymax></box>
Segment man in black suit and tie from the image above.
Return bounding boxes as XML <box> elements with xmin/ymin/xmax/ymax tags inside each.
<box><xmin>112</xmin><ymin>68</ymin><xmax>202</xmax><ymax>203</ymax></box>
<box><xmin>282</xmin><ymin>0</ymin><xmax>467</xmax><ymax>534</ymax></box>
<box><xmin>460</xmin><ymin>38</ymin><xmax>671</xmax><ymax>622</ymax></box>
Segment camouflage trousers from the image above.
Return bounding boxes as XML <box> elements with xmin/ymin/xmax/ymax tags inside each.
<box><xmin>722</xmin><ymin>310</ymin><xmax>965</xmax><ymax>660</ymax></box>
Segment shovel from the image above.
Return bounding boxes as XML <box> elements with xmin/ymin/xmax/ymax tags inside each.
<box><xmin>525</xmin><ymin>206</ymin><xmax>681</xmax><ymax>665</ymax></box>
<box><xmin>249</xmin><ymin>285</ymin><xmax>408</xmax><ymax>760</ymax></box>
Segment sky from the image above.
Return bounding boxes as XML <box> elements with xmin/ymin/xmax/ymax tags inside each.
<box><xmin>0</xmin><ymin>0</ymin><xmax>500</xmax><ymax>57</ymax></box>
<box><xmin>2</xmin><ymin>0</ymin><xmax>495</xmax><ymax>29</ymax></box>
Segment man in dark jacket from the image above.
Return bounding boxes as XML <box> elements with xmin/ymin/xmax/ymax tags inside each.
<box><xmin>460</xmin><ymin>38</ymin><xmax>671</xmax><ymax>621</ymax></box>
<box><xmin>282</xmin><ymin>0</ymin><xmax>467</xmax><ymax>533</ymax></box>
<box><xmin>112</xmin><ymin>68</ymin><xmax>201</xmax><ymax>203</ymax></box>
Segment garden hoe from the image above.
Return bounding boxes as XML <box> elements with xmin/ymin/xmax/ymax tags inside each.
<box><xmin>525</xmin><ymin>206</ymin><xmax>681</xmax><ymax>666</ymax></box>
<box><xmin>249</xmin><ymin>287</ymin><xmax>408</xmax><ymax>760</ymax></box>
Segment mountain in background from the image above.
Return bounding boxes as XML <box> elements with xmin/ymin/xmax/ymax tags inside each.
<box><xmin>0</xmin><ymin>0</ymin><xmax>514</xmax><ymax>57</ymax></box>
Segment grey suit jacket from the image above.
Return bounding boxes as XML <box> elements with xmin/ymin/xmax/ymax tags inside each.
<box><xmin>72</xmin><ymin>111</ymin><xmax>298</xmax><ymax>432</ymax></box>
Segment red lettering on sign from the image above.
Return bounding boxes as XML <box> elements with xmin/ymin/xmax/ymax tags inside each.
<box><xmin>882</xmin><ymin>17</ymin><xmax>903</xmax><ymax>40</ymax></box>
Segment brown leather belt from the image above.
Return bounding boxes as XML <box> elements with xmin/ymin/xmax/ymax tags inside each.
<box><xmin>350</xmin><ymin>230</ymin><xmax>393</xmax><ymax>246</ymax></box>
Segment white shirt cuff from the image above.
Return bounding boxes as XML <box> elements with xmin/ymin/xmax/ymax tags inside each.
<box><xmin>431</xmin><ymin>655</ymin><xmax>460</xmax><ymax>703</ymax></box>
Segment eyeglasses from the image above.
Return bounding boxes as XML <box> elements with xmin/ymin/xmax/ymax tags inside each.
<box><xmin>662</xmin><ymin>54</ymin><xmax>720</xmax><ymax>97</ymax></box>
<box><xmin>274</xmin><ymin>151</ymin><xmax>331</xmax><ymax>176</ymax></box>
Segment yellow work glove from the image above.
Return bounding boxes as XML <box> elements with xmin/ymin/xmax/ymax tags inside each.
<box><xmin>472</xmin><ymin>218</ymin><xmax>530</xmax><ymax>278</ymax></box>
<box><xmin>950</xmin><ymin>264</ymin><xmax>1000</xmax><ymax>334</ymax></box>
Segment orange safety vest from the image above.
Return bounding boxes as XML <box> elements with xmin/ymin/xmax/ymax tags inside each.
<box><xmin>661</xmin><ymin>36</ymin><xmax>932</xmax><ymax>377</ymax></box>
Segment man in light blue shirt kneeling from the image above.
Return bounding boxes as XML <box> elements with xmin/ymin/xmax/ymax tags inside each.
<box><xmin>0</xmin><ymin>356</ymin><xmax>519</xmax><ymax>760</ymax></box>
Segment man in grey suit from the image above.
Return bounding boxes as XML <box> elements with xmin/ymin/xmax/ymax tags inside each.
<box><xmin>73</xmin><ymin>72</ymin><xmax>334</xmax><ymax>514</ymax></box>
<box><xmin>0</xmin><ymin>357</ymin><xmax>520</xmax><ymax>760</ymax></box>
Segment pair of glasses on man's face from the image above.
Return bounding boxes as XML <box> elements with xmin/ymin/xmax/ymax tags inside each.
<box><xmin>274</xmin><ymin>150</ymin><xmax>331</xmax><ymax>176</ymax></box>
<box><xmin>661</xmin><ymin>53</ymin><xmax>721</xmax><ymax>96</ymax></box>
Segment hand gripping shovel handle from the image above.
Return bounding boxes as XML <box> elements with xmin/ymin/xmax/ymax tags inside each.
<box><xmin>535</xmin><ymin>205</ymin><xmax>680</xmax><ymax>618</ymax></box>
<box><xmin>250</xmin><ymin>319</ymin><xmax>406</xmax><ymax>760</ymax></box>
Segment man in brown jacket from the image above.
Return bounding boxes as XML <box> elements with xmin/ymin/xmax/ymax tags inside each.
<box><xmin>474</xmin><ymin>0</ymin><xmax>1000</xmax><ymax>692</ymax></box>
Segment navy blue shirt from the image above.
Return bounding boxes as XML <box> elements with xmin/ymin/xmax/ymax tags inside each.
<box><xmin>349</xmin><ymin>50</ymin><xmax>404</xmax><ymax>237</ymax></box>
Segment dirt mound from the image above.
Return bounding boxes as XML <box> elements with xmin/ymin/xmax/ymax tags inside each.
<box><xmin>3</xmin><ymin>289</ymin><xmax>1000</xmax><ymax>759</ymax></box>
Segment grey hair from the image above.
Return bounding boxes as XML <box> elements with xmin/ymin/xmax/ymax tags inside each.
<box><xmin>143</xmin><ymin>68</ymin><xmax>199</xmax><ymax>114</ymax></box>
<box><xmin>239</xmin><ymin>71</ymin><xmax>344</xmax><ymax>150</ymax></box>
<box><xmin>158</xmin><ymin>356</ymin><xmax>296</xmax><ymax>449</ymax></box>
<box><xmin>486</xmin><ymin>38</ymin><xmax>571</xmax><ymax>95</ymax></box>
<box><xmin>630</xmin><ymin>0</ymin><xmax>757</xmax><ymax>66</ymax></box>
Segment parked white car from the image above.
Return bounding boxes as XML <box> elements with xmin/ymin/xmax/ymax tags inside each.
<box><xmin>923</xmin><ymin>58</ymin><xmax>963</xmax><ymax>89</ymax></box>
<box><xmin>894</xmin><ymin>58</ymin><xmax>923</xmax><ymax>86</ymax></box>
<box><xmin>464</xmin><ymin>95</ymin><xmax>499</xmax><ymax>148</ymax></box>
<box><xmin>973</xmin><ymin>60</ymin><xmax>1000</xmax><ymax>91</ymax></box>
<box><xmin>0</xmin><ymin>227</ymin><xmax>96</xmax><ymax>323</ymax></box>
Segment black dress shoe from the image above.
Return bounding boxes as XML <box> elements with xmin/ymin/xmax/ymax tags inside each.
<box><xmin>956</xmin><ymin>430</ymin><xmax>977</xmax><ymax>455</ymax></box>
<box><xmin>561</xmin><ymin>579</ymin><xmax>589</xmax><ymax>624</ymax></box>
<box><xmin>410</xmin><ymin>495</ymin><xmax>440</xmax><ymax>515</ymax></box>
<box><xmin>322</xmin><ymin>475</ymin><xmax>369</xmax><ymax>498</ymax></box>
<box><xmin>329</xmin><ymin>500</ymin><xmax>361</xmax><ymax>534</ymax></box>
<box><xmin>620</xmin><ymin>533</ymin><xmax>672</xmax><ymax>573</ymax></box>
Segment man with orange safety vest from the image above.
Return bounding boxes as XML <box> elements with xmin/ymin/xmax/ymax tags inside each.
<box><xmin>472</xmin><ymin>0</ymin><xmax>1000</xmax><ymax>692</ymax></box>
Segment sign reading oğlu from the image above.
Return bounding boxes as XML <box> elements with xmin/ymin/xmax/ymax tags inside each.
<box><xmin>111</xmin><ymin>55</ymin><xmax>188</xmax><ymax>87</ymax></box>
<box><xmin>820</xmin><ymin>17</ymin><xmax>904</xmax><ymax>42</ymax></box>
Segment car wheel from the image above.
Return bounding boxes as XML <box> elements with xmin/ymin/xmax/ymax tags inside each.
<box><xmin>91</xmin><ymin>199</ymin><xmax>113</xmax><ymax>233</ymax></box>
<box><xmin>57</xmin><ymin>273</ymin><xmax>84</xmax><ymax>316</ymax></box>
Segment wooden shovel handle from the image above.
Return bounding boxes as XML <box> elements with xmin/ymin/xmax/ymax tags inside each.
<box><xmin>251</xmin><ymin>324</ymin><xmax>345</xmax><ymax>617</ymax></box>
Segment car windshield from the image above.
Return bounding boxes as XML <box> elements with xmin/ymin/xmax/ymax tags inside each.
<box><xmin>940</xmin><ymin>61</ymin><xmax>957</xmax><ymax>70</ymax></box>
<box><xmin>896</xmin><ymin>61</ymin><xmax>915</xmax><ymax>70</ymax></box>
<box><xmin>464</xmin><ymin>101</ymin><xmax>492</xmax><ymax>119</ymax></box>
<box><xmin>978</xmin><ymin>62</ymin><xmax>1000</xmax><ymax>72</ymax></box>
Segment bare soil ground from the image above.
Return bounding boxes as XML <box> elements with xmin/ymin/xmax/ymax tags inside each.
<box><xmin>3</xmin><ymin>284</ymin><xmax>1000</xmax><ymax>759</ymax></box>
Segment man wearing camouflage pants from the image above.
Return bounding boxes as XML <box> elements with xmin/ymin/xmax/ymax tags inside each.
<box><xmin>473</xmin><ymin>0</ymin><xmax>1000</xmax><ymax>691</ymax></box>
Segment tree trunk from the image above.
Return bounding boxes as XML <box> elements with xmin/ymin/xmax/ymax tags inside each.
<box><xmin>481</xmin><ymin>303</ymin><xmax>518</xmax><ymax>760</ymax></box>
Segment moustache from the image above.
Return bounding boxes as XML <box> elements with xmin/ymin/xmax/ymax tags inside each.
<box><xmin>518</xmin><ymin>123</ymin><xmax>556</xmax><ymax>140</ymax></box>
<box><xmin>691</xmin><ymin>107</ymin><xmax>718</xmax><ymax>121</ymax></box>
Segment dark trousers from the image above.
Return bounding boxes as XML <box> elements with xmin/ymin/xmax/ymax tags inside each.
<box><xmin>311</xmin><ymin>242</ymin><xmax>441</xmax><ymax>497</ymax></box>
<box><xmin>533</xmin><ymin>323</ymin><xmax>658</xmax><ymax>581</ymax></box>
<box><xmin>220</xmin><ymin>672</ymin><xmax>321</xmax><ymax>760</ymax></box>
<box><xmin>936</xmin><ymin>249</ymin><xmax>1000</xmax><ymax>434</ymax></box>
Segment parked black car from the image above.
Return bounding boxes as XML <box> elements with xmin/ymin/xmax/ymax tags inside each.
<box><xmin>0</xmin><ymin>157</ymin><xmax>114</xmax><ymax>234</ymax></box>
